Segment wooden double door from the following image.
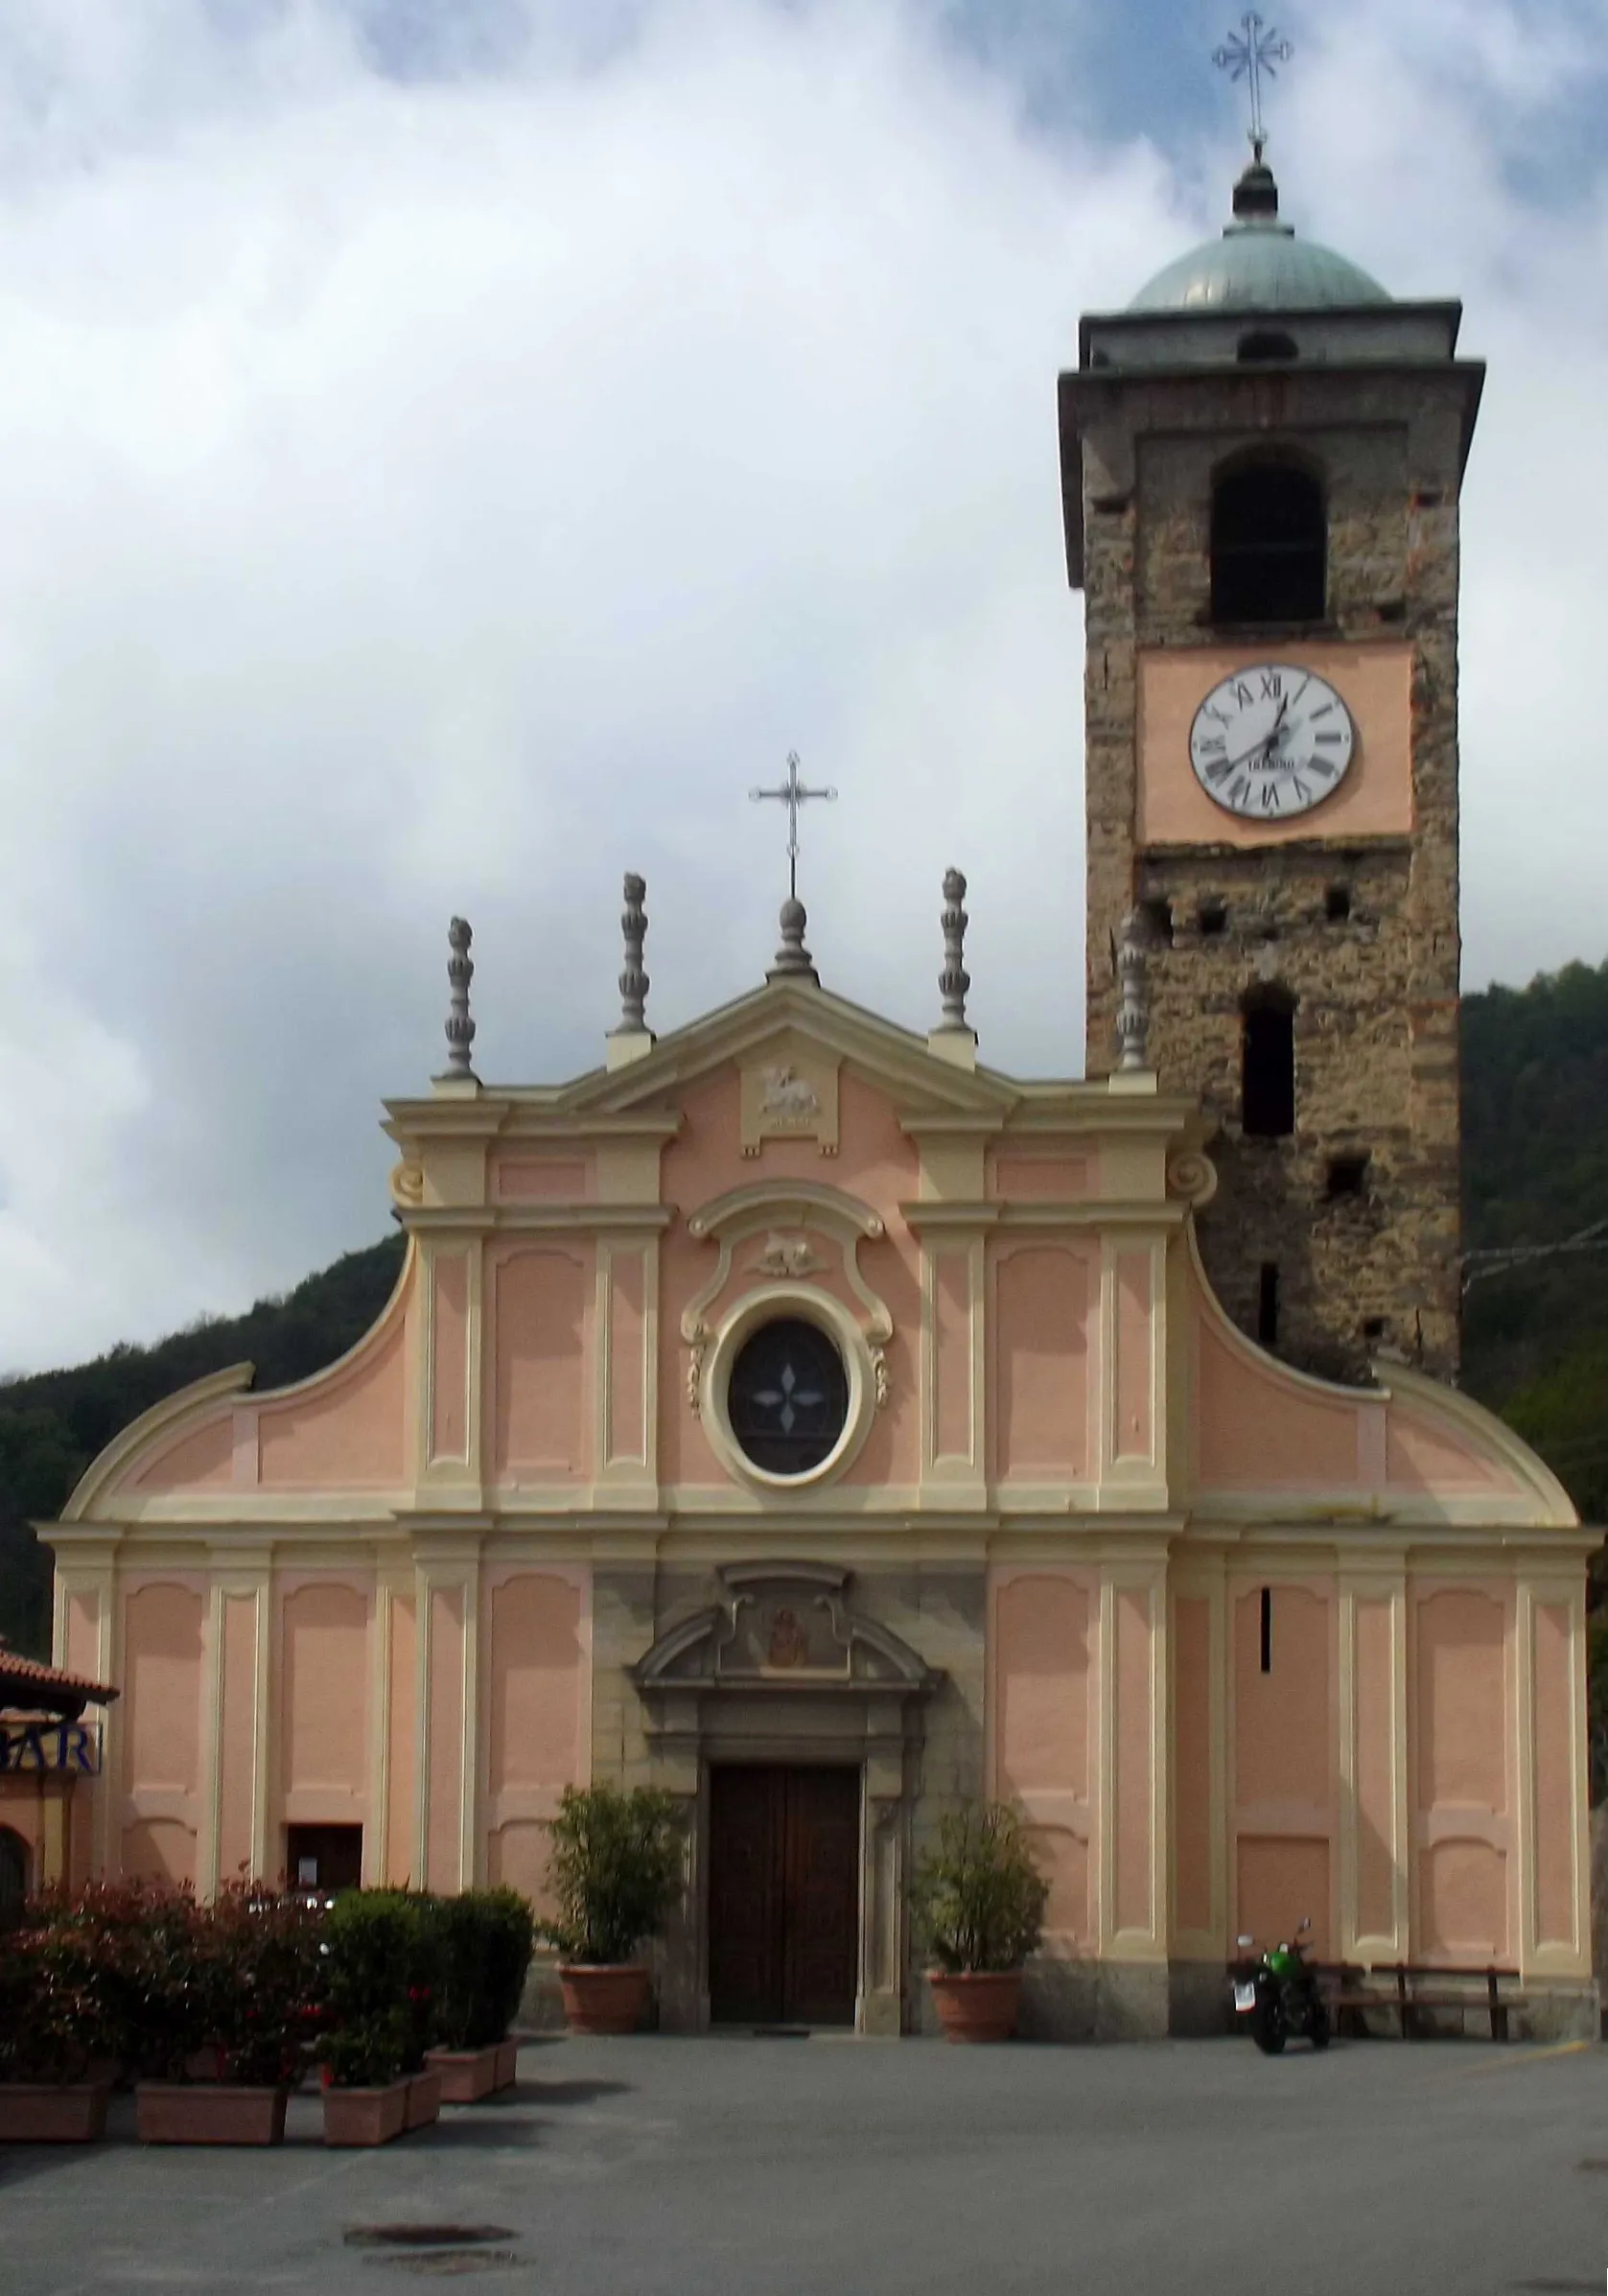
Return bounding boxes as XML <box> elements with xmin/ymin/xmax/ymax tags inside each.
<box><xmin>707</xmin><ymin>1765</ymin><xmax>860</xmax><ymax>2027</ymax></box>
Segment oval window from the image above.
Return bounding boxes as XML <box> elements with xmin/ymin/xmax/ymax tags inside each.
<box><xmin>727</xmin><ymin>1317</ymin><xmax>850</xmax><ymax>1477</ymax></box>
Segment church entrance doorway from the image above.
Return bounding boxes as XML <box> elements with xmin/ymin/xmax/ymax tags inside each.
<box><xmin>707</xmin><ymin>1765</ymin><xmax>860</xmax><ymax>2027</ymax></box>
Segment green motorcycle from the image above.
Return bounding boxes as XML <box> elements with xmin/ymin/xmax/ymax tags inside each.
<box><xmin>1229</xmin><ymin>1916</ymin><xmax>1330</xmax><ymax>2054</ymax></box>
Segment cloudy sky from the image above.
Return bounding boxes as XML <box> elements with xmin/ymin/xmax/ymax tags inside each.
<box><xmin>0</xmin><ymin>0</ymin><xmax>1603</xmax><ymax>1374</ymax></box>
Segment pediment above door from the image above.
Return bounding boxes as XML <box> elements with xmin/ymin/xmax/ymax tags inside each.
<box><xmin>631</xmin><ymin>1563</ymin><xmax>940</xmax><ymax>1696</ymax></box>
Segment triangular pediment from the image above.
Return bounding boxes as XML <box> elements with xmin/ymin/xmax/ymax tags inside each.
<box><xmin>560</xmin><ymin>978</ymin><xmax>1019</xmax><ymax>1121</ymax></box>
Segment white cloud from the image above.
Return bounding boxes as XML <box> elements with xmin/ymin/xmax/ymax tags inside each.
<box><xmin>0</xmin><ymin>0</ymin><xmax>1602</xmax><ymax>1369</ymax></box>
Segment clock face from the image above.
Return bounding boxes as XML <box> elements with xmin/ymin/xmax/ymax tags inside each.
<box><xmin>1188</xmin><ymin>664</ymin><xmax>1356</xmax><ymax>821</ymax></box>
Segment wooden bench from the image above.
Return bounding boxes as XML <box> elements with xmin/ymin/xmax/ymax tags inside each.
<box><xmin>1317</xmin><ymin>1962</ymin><xmax>1525</xmax><ymax>2040</ymax></box>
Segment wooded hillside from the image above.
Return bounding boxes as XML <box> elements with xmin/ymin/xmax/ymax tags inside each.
<box><xmin>2</xmin><ymin>956</ymin><xmax>1605</xmax><ymax>1653</ymax></box>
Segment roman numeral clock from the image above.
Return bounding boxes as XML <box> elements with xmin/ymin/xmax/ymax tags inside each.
<box><xmin>1189</xmin><ymin>665</ymin><xmax>1356</xmax><ymax>820</ymax></box>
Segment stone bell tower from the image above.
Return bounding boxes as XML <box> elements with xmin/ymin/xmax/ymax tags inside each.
<box><xmin>1059</xmin><ymin>152</ymin><xmax>1483</xmax><ymax>1384</ymax></box>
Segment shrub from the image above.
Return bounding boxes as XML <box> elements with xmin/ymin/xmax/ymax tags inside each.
<box><xmin>0</xmin><ymin>1905</ymin><xmax>128</xmax><ymax>2084</ymax></box>
<box><xmin>433</xmin><ymin>1887</ymin><xmax>537</xmax><ymax>2050</ymax></box>
<box><xmin>120</xmin><ymin>1884</ymin><xmax>212</xmax><ymax>2081</ymax></box>
<box><xmin>320</xmin><ymin>1890</ymin><xmax>439</xmax><ymax>2086</ymax></box>
<box><xmin>908</xmin><ymin>1804</ymin><xmax>1049</xmax><ymax>1975</ymax></box>
<box><xmin>542</xmin><ymin>1785</ymin><xmax>685</xmax><ymax>1965</ymax></box>
<box><xmin>204</xmin><ymin>1885</ymin><xmax>326</xmax><ymax>2090</ymax></box>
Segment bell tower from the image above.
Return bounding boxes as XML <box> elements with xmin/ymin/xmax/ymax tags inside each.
<box><xmin>1059</xmin><ymin>153</ymin><xmax>1483</xmax><ymax>1382</ymax></box>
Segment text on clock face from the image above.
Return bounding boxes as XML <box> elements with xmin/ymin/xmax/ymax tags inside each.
<box><xmin>1188</xmin><ymin>664</ymin><xmax>1357</xmax><ymax>820</ymax></box>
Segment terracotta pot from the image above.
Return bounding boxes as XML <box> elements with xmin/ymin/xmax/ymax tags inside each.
<box><xmin>136</xmin><ymin>2084</ymin><xmax>289</xmax><ymax>2144</ymax></box>
<box><xmin>426</xmin><ymin>2046</ymin><xmax>500</xmax><ymax>2104</ymax></box>
<box><xmin>926</xmin><ymin>1969</ymin><xmax>1025</xmax><ymax>2045</ymax></box>
<box><xmin>322</xmin><ymin>2079</ymin><xmax>409</xmax><ymax>2146</ymax></box>
<box><xmin>0</xmin><ymin>2082</ymin><xmax>111</xmax><ymax>2143</ymax></box>
<box><xmin>558</xmin><ymin>1964</ymin><xmax>651</xmax><ymax>2036</ymax></box>
<box><xmin>403</xmin><ymin>2069</ymin><xmax>441</xmax><ymax>2131</ymax></box>
<box><xmin>493</xmin><ymin>2037</ymin><xmax>521</xmax><ymax>2093</ymax></box>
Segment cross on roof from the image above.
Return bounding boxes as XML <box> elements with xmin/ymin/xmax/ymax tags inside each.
<box><xmin>749</xmin><ymin>751</ymin><xmax>836</xmax><ymax>901</ymax></box>
<box><xmin>1213</xmin><ymin>10</ymin><xmax>1293</xmax><ymax>155</ymax></box>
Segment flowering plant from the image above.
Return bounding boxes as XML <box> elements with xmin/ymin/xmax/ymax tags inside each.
<box><xmin>203</xmin><ymin>1884</ymin><xmax>326</xmax><ymax>2089</ymax></box>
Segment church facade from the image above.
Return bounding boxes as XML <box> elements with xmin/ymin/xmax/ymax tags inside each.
<box><xmin>35</xmin><ymin>159</ymin><xmax>1600</xmax><ymax>2038</ymax></box>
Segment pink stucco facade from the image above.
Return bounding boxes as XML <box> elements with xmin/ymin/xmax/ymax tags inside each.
<box><xmin>39</xmin><ymin>972</ymin><xmax>1596</xmax><ymax>2036</ymax></box>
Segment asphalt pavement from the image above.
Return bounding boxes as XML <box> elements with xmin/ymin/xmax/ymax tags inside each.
<box><xmin>2</xmin><ymin>2031</ymin><xmax>1605</xmax><ymax>2296</ymax></box>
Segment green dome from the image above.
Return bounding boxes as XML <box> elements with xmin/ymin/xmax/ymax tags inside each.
<box><xmin>1130</xmin><ymin>157</ymin><xmax>1390</xmax><ymax>314</ymax></box>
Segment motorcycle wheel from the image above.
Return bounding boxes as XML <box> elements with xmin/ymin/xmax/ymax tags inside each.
<box><xmin>1309</xmin><ymin>2002</ymin><xmax>1331</xmax><ymax>2051</ymax></box>
<box><xmin>1250</xmin><ymin>1995</ymin><xmax>1285</xmax><ymax>2055</ymax></box>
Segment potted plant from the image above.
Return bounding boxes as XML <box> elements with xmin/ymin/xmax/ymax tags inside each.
<box><xmin>184</xmin><ymin>1886</ymin><xmax>325</xmax><ymax>2144</ymax></box>
<box><xmin>128</xmin><ymin>1886</ymin><xmax>223</xmax><ymax>2143</ymax></box>
<box><xmin>542</xmin><ymin>1785</ymin><xmax>684</xmax><ymax>2035</ymax></box>
<box><xmin>909</xmin><ymin>1803</ymin><xmax>1049</xmax><ymax>2043</ymax></box>
<box><xmin>426</xmin><ymin>1887</ymin><xmax>536</xmax><ymax>2099</ymax></box>
<box><xmin>319</xmin><ymin>1892</ymin><xmax>431</xmax><ymax>2144</ymax></box>
<box><xmin>0</xmin><ymin>1895</ymin><xmax>123</xmax><ymax>2142</ymax></box>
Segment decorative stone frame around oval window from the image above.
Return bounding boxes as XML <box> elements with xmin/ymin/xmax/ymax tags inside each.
<box><xmin>700</xmin><ymin>1286</ymin><xmax>877</xmax><ymax>1495</ymax></box>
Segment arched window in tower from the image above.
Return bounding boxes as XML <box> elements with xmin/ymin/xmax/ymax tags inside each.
<box><xmin>1210</xmin><ymin>460</ymin><xmax>1326</xmax><ymax>625</ymax></box>
<box><xmin>1242</xmin><ymin>986</ymin><xmax>1296</xmax><ymax>1137</ymax></box>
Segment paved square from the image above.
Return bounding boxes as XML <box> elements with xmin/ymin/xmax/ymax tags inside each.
<box><xmin>3</xmin><ymin>2035</ymin><xmax>1607</xmax><ymax>2296</ymax></box>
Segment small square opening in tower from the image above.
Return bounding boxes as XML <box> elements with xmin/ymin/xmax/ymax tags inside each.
<box><xmin>1136</xmin><ymin>895</ymin><xmax>1174</xmax><ymax>947</ymax></box>
<box><xmin>1198</xmin><ymin>898</ymin><xmax>1228</xmax><ymax>938</ymax></box>
<box><xmin>1325</xmin><ymin>884</ymin><xmax>1352</xmax><ymax>923</ymax></box>
<box><xmin>1325</xmin><ymin>1153</ymin><xmax>1370</xmax><ymax>1201</ymax></box>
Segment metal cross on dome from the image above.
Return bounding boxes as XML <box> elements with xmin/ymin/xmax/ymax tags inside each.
<box><xmin>750</xmin><ymin>751</ymin><xmax>836</xmax><ymax>901</ymax></box>
<box><xmin>1214</xmin><ymin>10</ymin><xmax>1293</xmax><ymax>155</ymax></box>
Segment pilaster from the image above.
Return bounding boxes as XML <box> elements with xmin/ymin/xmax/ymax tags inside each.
<box><xmin>1337</xmin><ymin>1558</ymin><xmax>1409</xmax><ymax>1962</ymax></box>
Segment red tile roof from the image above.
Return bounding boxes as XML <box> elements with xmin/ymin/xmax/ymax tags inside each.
<box><xmin>0</xmin><ymin>1645</ymin><xmax>118</xmax><ymax>1714</ymax></box>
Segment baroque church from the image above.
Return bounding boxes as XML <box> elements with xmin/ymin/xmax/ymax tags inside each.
<box><xmin>17</xmin><ymin>147</ymin><xmax>1599</xmax><ymax>2038</ymax></box>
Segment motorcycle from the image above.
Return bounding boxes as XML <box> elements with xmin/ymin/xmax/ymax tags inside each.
<box><xmin>1229</xmin><ymin>1916</ymin><xmax>1331</xmax><ymax>2054</ymax></box>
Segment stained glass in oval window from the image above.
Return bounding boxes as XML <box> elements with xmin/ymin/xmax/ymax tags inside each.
<box><xmin>727</xmin><ymin>1318</ymin><xmax>850</xmax><ymax>1476</ymax></box>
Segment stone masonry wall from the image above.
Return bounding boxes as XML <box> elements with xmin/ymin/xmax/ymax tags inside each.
<box><xmin>1076</xmin><ymin>365</ymin><xmax>1469</xmax><ymax>1382</ymax></box>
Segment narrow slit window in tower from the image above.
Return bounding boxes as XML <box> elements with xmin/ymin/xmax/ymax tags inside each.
<box><xmin>1257</xmin><ymin>1262</ymin><xmax>1279</xmax><ymax>1347</ymax></box>
<box><xmin>1242</xmin><ymin>995</ymin><xmax>1295</xmax><ymax>1137</ymax></box>
<box><xmin>1211</xmin><ymin>461</ymin><xmax>1326</xmax><ymax>625</ymax></box>
<box><xmin>1259</xmin><ymin>1587</ymin><xmax>1273</xmax><ymax>1674</ymax></box>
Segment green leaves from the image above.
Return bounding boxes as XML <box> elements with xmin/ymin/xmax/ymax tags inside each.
<box><xmin>908</xmin><ymin>1803</ymin><xmax>1049</xmax><ymax>1976</ymax></box>
<box><xmin>541</xmin><ymin>1785</ymin><xmax>685</xmax><ymax>1966</ymax></box>
<box><xmin>431</xmin><ymin>1887</ymin><xmax>537</xmax><ymax>2049</ymax></box>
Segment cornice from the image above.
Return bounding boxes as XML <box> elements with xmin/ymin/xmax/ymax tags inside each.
<box><xmin>900</xmin><ymin>1201</ymin><xmax>1187</xmax><ymax>1233</ymax></box>
<box><xmin>401</xmin><ymin>1205</ymin><xmax>674</xmax><ymax>1236</ymax></box>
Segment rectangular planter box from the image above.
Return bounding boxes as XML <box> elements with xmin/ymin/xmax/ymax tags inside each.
<box><xmin>0</xmin><ymin>2082</ymin><xmax>111</xmax><ymax>2144</ymax></box>
<box><xmin>425</xmin><ymin>2046</ymin><xmax>499</xmax><ymax>2104</ymax></box>
<box><xmin>404</xmin><ymin>2070</ymin><xmax>441</xmax><ymax>2132</ymax></box>
<box><xmin>494</xmin><ymin>2038</ymin><xmax>520</xmax><ymax>2093</ymax></box>
<box><xmin>323</xmin><ymin>2079</ymin><xmax>409</xmax><ymax>2147</ymax></box>
<box><xmin>136</xmin><ymin>2085</ymin><xmax>289</xmax><ymax>2146</ymax></box>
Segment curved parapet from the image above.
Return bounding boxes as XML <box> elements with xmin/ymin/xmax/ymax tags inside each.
<box><xmin>61</xmin><ymin>1239</ymin><xmax>420</xmax><ymax>1522</ymax></box>
<box><xmin>1181</xmin><ymin>1229</ymin><xmax>1578</xmax><ymax>1531</ymax></box>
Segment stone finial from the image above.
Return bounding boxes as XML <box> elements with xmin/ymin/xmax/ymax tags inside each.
<box><xmin>937</xmin><ymin>868</ymin><xmax>970</xmax><ymax>1030</ymax></box>
<box><xmin>767</xmin><ymin>895</ymin><xmax>817</xmax><ymax>983</ymax></box>
<box><xmin>605</xmin><ymin>871</ymin><xmax>656</xmax><ymax>1068</ymax></box>
<box><xmin>1114</xmin><ymin>908</ymin><xmax>1150</xmax><ymax>1073</ymax></box>
<box><xmin>439</xmin><ymin>916</ymin><xmax>478</xmax><ymax>1082</ymax></box>
<box><xmin>618</xmin><ymin>872</ymin><xmax>649</xmax><ymax>1033</ymax></box>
